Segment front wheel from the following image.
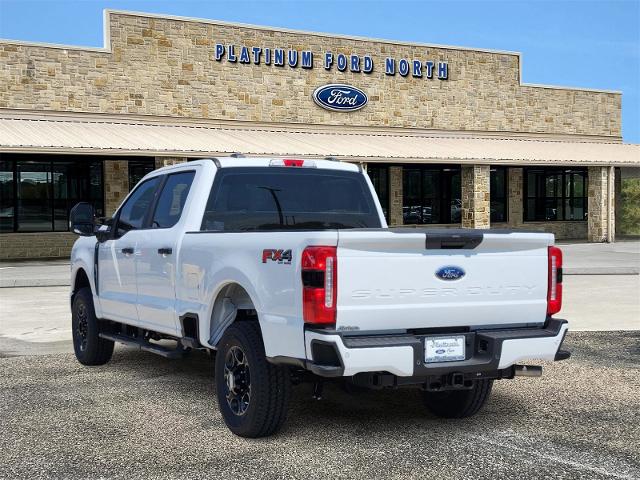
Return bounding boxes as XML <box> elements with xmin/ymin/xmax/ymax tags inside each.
<box><xmin>215</xmin><ymin>321</ymin><xmax>291</xmax><ymax>438</ymax></box>
<box><xmin>423</xmin><ymin>379</ymin><xmax>493</xmax><ymax>418</ymax></box>
<box><xmin>72</xmin><ymin>287</ymin><xmax>114</xmax><ymax>366</ymax></box>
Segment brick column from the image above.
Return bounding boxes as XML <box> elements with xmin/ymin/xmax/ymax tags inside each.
<box><xmin>104</xmin><ymin>160</ymin><xmax>129</xmax><ymax>217</ymax></box>
<box><xmin>507</xmin><ymin>167</ymin><xmax>524</xmax><ymax>227</ymax></box>
<box><xmin>461</xmin><ymin>165</ymin><xmax>490</xmax><ymax>229</ymax></box>
<box><xmin>389</xmin><ymin>166</ymin><xmax>403</xmax><ymax>226</ymax></box>
<box><xmin>588</xmin><ymin>166</ymin><xmax>615</xmax><ymax>242</ymax></box>
<box><xmin>155</xmin><ymin>156</ymin><xmax>188</xmax><ymax>168</ymax></box>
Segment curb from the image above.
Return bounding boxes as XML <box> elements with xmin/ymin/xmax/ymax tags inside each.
<box><xmin>563</xmin><ymin>267</ymin><xmax>639</xmax><ymax>275</ymax></box>
<box><xmin>0</xmin><ymin>280</ymin><xmax>70</xmax><ymax>288</ymax></box>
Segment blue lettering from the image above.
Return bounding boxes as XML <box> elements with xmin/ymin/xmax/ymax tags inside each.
<box><xmin>228</xmin><ymin>45</ymin><xmax>237</xmax><ymax>62</ymax></box>
<box><xmin>412</xmin><ymin>60</ymin><xmax>422</xmax><ymax>77</ymax></box>
<box><xmin>215</xmin><ymin>43</ymin><xmax>225</xmax><ymax>61</ymax></box>
<box><xmin>363</xmin><ymin>55</ymin><xmax>373</xmax><ymax>73</ymax></box>
<box><xmin>337</xmin><ymin>54</ymin><xmax>347</xmax><ymax>71</ymax></box>
<box><xmin>264</xmin><ymin>48</ymin><xmax>271</xmax><ymax>65</ymax></box>
<box><xmin>385</xmin><ymin>57</ymin><xmax>395</xmax><ymax>75</ymax></box>
<box><xmin>239</xmin><ymin>46</ymin><xmax>250</xmax><ymax>64</ymax></box>
<box><xmin>274</xmin><ymin>49</ymin><xmax>284</xmax><ymax>66</ymax></box>
<box><xmin>288</xmin><ymin>50</ymin><xmax>298</xmax><ymax>67</ymax></box>
<box><xmin>398</xmin><ymin>59</ymin><xmax>409</xmax><ymax>77</ymax></box>
<box><xmin>252</xmin><ymin>47</ymin><xmax>262</xmax><ymax>64</ymax></box>
<box><xmin>425</xmin><ymin>61</ymin><xmax>434</xmax><ymax>78</ymax></box>
<box><xmin>301</xmin><ymin>51</ymin><xmax>313</xmax><ymax>69</ymax></box>
<box><xmin>324</xmin><ymin>52</ymin><xmax>333</xmax><ymax>70</ymax></box>
<box><xmin>438</xmin><ymin>62</ymin><xmax>448</xmax><ymax>79</ymax></box>
<box><xmin>350</xmin><ymin>55</ymin><xmax>360</xmax><ymax>72</ymax></box>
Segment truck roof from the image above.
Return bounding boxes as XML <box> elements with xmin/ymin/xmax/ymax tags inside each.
<box><xmin>152</xmin><ymin>157</ymin><xmax>362</xmax><ymax>174</ymax></box>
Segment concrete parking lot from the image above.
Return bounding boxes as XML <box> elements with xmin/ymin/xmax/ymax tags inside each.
<box><xmin>0</xmin><ymin>241</ymin><xmax>638</xmax><ymax>479</ymax></box>
<box><xmin>0</xmin><ymin>332</ymin><xmax>638</xmax><ymax>479</ymax></box>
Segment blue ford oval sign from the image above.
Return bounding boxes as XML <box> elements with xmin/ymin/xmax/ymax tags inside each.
<box><xmin>435</xmin><ymin>266</ymin><xmax>466</xmax><ymax>281</ymax></box>
<box><xmin>312</xmin><ymin>84</ymin><xmax>368</xmax><ymax>112</ymax></box>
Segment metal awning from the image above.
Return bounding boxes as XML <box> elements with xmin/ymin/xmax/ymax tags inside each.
<box><xmin>1</xmin><ymin>112</ymin><xmax>638</xmax><ymax>166</ymax></box>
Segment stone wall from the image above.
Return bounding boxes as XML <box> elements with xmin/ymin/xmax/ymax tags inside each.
<box><xmin>104</xmin><ymin>159</ymin><xmax>129</xmax><ymax>216</ymax></box>
<box><xmin>587</xmin><ymin>166</ymin><xmax>614</xmax><ymax>242</ymax></box>
<box><xmin>155</xmin><ymin>156</ymin><xmax>188</xmax><ymax>169</ymax></box>
<box><xmin>0</xmin><ymin>232</ymin><xmax>77</xmax><ymax>260</ymax></box>
<box><xmin>0</xmin><ymin>11</ymin><xmax>621</xmax><ymax>138</ymax></box>
<box><xmin>461</xmin><ymin>165</ymin><xmax>490</xmax><ymax>229</ymax></box>
<box><xmin>388</xmin><ymin>166</ymin><xmax>403</xmax><ymax>226</ymax></box>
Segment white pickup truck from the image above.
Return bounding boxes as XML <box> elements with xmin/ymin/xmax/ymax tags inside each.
<box><xmin>69</xmin><ymin>157</ymin><xmax>570</xmax><ymax>437</ymax></box>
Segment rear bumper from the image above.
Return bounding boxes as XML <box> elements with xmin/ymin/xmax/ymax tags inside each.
<box><xmin>304</xmin><ymin>318</ymin><xmax>569</xmax><ymax>378</ymax></box>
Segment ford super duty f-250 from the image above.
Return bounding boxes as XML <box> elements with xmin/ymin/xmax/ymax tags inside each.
<box><xmin>69</xmin><ymin>157</ymin><xmax>570</xmax><ymax>437</ymax></box>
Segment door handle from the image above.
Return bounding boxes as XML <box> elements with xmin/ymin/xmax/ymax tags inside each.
<box><xmin>121</xmin><ymin>247</ymin><xmax>134</xmax><ymax>255</ymax></box>
<box><xmin>158</xmin><ymin>247</ymin><xmax>173</xmax><ymax>255</ymax></box>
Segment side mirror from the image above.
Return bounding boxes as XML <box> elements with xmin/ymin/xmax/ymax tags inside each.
<box><xmin>69</xmin><ymin>202</ymin><xmax>95</xmax><ymax>236</ymax></box>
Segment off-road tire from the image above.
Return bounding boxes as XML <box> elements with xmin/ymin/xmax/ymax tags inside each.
<box><xmin>215</xmin><ymin>321</ymin><xmax>291</xmax><ymax>438</ymax></box>
<box><xmin>423</xmin><ymin>379</ymin><xmax>493</xmax><ymax>418</ymax></box>
<box><xmin>72</xmin><ymin>287</ymin><xmax>114</xmax><ymax>366</ymax></box>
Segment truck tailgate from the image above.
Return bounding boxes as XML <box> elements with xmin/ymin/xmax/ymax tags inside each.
<box><xmin>336</xmin><ymin>230</ymin><xmax>553</xmax><ymax>331</ymax></box>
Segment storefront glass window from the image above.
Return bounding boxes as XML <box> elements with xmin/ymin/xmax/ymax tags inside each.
<box><xmin>366</xmin><ymin>165</ymin><xmax>389</xmax><ymax>221</ymax></box>
<box><xmin>128</xmin><ymin>159</ymin><xmax>156</xmax><ymax>190</ymax></box>
<box><xmin>0</xmin><ymin>155</ymin><xmax>107</xmax><ymax>233</ymax></box>
<box><xmin>17</xmin><ymin>162</ymin><xmax>52</xmax><ymax>232</ymax></box>
<box><xmin>402</xmin><ymin>166</ymin><xmax>461</xmax><ymax>224</ymax></box>
<box><xmin>524</xmin><ymin>168</ymin><xmax>588</xmax><ymax>221</ymax></box>
<box><xmin>490</xmin><ymin>167</ymin><xmax>508</xmax><ymax>223</ymax></box>
<box><xmin>0</xmin><ymin>161</ymin><xmax>14</xmax><ymax>232</ymax></box>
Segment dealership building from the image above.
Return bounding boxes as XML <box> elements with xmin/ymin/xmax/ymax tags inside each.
<box><xmin>0</xmin><ymin>10</ymin><xmax>639</xmax><ymax>259</ymax></box>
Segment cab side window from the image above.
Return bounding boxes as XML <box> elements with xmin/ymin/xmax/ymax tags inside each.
<box><xmin>116</xmin><ymin>176</ymin><xmax>160</xmax><ymax>236</ymax></box>
<box><xmin>151</xmin><ymin>171</ymin><xmax>195</xmax><ymax>229</ymax></box>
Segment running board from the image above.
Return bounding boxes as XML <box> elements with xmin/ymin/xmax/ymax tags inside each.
<box><xmin>99</xmin><ymin>332</ymin><xmax>189</xmax><ymax>359</ymax></box>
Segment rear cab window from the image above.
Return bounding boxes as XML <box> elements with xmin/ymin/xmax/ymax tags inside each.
<box><xmin>201</xmin><ymin>167</ymin><xmax>381</xmax><ymax>231</ymax></box>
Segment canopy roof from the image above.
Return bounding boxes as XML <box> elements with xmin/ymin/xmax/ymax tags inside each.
<box><xmin>1</xmin><ymin>111</ymin><xmax>638</xmax><ymax>167</ymax></box>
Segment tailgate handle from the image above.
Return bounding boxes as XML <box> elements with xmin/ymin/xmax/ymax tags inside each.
<box><xmin>425</xmin><ymin>233</ymin><xmax>483</xmax><ymax>250</ymax></box>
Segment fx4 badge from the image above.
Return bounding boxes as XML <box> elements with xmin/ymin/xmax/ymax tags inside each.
<box><xmin>262</xmin><ymin>249</ymin><xmax>293</xmax><ymax>265</ymax></box>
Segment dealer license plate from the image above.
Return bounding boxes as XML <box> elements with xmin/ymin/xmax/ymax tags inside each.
<box><xmin>425</xmin><ymin>336</ymin><xmax>466</xmax><ymax>363</ymax></box>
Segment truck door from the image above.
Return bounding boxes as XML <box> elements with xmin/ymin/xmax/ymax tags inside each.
<box><xmin>135</xmin><ymin>171</ymin><xmax>195</xmax><ymax>335</ymax></box>
<box><xmin>98</xmin><ymin>176</ymin><xmax>161</xmax><ymax>324</ymax></box>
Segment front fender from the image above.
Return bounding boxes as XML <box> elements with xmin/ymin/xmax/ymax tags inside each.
<box><xmin>70</xmin><ymin>237</ymin><xmax>100</xmax><ymax>316</ymax></box>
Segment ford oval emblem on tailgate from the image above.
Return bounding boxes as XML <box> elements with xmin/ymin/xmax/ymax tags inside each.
<box><xmin>313</xmin><ymin>84</ymin><xmax>368</xmax><ymax>112</ymax></box>
<box><xmin>435</xmin><ymin>266</ymin><xmax>465</xmax><ymax>281</ymax></box>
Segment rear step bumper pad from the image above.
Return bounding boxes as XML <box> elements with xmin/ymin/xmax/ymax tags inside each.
<box><xmin>305</xmin><ymin>318</ymin><xmax>569</xmax><ymax>378</ymax></box>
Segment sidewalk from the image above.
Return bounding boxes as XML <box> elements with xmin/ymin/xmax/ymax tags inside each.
<box><xmin>1</xmin><ymin>240</ymin><xmax>638</xmax><ymax>288</ymax></box>
<box><xmin>558</xmin><ymin>240</ymin><xmax>640</xmax><ymax>275</ymax></box>
<box><xmin>0</xmin><ymin>260</ymin><xmax>69</xmax><ymax>288</ymax></box>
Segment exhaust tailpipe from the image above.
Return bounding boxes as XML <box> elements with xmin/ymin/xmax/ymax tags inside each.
<box><xmin>514</xmin><ymin>365</ymin><xmax>543</xmax><ymax>377</ymax></box>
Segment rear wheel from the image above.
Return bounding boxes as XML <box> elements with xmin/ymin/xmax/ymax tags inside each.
<box><xmin>72</xmin><ymin>287</ymin><xmax>114</xmax><ymax>366</ymax></box>
<box><xmin>215</xmin><ymin>321</ymin><xmax>291</xmax><ymax>438</ymax></box>
<box><xmin>423</xmin><ymin>379</ymin><xmax>493</xmax><ymax>418</ymax></box>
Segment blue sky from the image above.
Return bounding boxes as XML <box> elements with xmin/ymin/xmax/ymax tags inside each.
<box><xmin>1</xmin><ymin>0</ymin><xmax>638</xmax><ymax>142</ymax></box>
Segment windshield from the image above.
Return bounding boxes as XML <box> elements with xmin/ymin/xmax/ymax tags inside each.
<box><xmin>201</xmin><ymin>167</ymin><xmax>381</xmax><ymax>231</ymax></box>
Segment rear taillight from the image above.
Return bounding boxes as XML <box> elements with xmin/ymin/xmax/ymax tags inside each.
<box><xmin>547</xmin><ymin>246</ymin><xmax>563</xmax><ymax>316</ymax></box>
<box><xmin>301</xmin><ymin>246</ymin><xmax>337</xmax><ymax>326</ymax></box>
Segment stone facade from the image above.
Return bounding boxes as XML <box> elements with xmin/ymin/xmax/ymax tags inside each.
<box><xmin>388</xmin><ymin>166</ymin><xmax>403</xmax><ymax>226</ymax></box>
<box><xmin>104</xmin><ymin>159</ymin><xmax>130</xmax><ymax>216</ymax></box>
<box><xmin>461</xmin><ymin>165</ymin><xmax>490</xmax><ymax>229</ymax></box>
<box><xmin>0</xmin><ymin>11</ymin><xmax>621</xmax><ymax>138</ymax></box>
<box><xmin>0</xmin><ymin>232</ymin><xmax>77</xmax><ymax>260</ymax></box>
<box><xmin>587</xmin><ymin>166</ymin><xmax>615</xmax><ymax>242</ymax></box>
<box><xmin>155</xmin><ymin>156</ymin><xmax>188</xmax><ymax>169</ymax></box>
<box><xmin>0</xmin><ymin>11</ymin><xmax>626</xmax><ymax>260</ymax></box>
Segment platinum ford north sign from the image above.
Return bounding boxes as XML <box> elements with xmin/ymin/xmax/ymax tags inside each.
<box><xmin>313</xmin><ymin>84</ymin><xmax>368</xmax><ymax>112</ymax></box>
